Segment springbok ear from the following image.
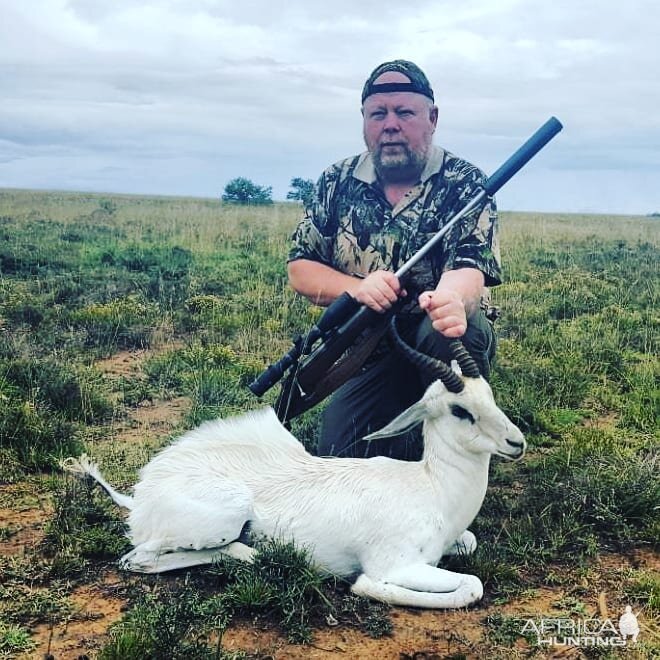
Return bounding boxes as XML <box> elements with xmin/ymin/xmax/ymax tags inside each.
<box><xmin>362</xmin><ymin>399</ymin><xmax>427</xmax><ymax>441</ymax></box>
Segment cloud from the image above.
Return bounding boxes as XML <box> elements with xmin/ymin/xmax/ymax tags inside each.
<box><xmin>0</xmin><ymin>0</ymin><xmax>658</xmax><ymax>213</ymax></box>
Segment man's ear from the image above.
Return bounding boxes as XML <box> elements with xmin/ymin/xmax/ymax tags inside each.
<box><xmin>430</xmin><ymin>105</ymin><xmax>439</xmax><ymax>128</ymax></box>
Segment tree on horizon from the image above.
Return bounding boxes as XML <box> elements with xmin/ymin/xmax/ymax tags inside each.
<box><xmin>286</xmin><ymin>177</ymin><xmax>315</xmax><ymax>209</ymax></box>
<box><xmin>222</xmin><ymin>177</ymin><xmax>273</xmax><ymax>205</ymax></box>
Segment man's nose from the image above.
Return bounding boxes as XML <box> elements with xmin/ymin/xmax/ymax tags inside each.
<box><xmin>382</xmin><ymin>111</ymin><xmax>401</xmax><ymax>132</ymax></box>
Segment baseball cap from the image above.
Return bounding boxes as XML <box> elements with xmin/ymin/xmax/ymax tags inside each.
<box><xmin>361</xmin><ymin>60</ymin><xmax>434</xmax><ymax>103</ymax></box>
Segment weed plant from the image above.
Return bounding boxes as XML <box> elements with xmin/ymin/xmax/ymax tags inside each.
<box><xmin>98</xmin><ymin>582</ymin><xmax>223</xmax><ymax>660</ymax></box>
<box><xmin>0</xmin><ymin>622</ymin><xmax>35</xmax><ymax>656</ymax></box>
<box><xmin>42</xmin><ymin>477</ymin><xmax>131</xmax><ymax>576</ymax></box>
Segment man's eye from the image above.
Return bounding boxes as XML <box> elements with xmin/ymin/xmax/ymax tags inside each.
<box><xmin>398</xmin><ymin>110</ymin><xmax>414</xmax><ymax>118</ymax></box>
<box><xmin>371</xmin><ymin>111</ymin><xmax>386</xmax><ymax>120</ymax></box>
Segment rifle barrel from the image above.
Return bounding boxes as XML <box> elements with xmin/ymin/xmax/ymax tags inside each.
<box><xmin>484</xmin><ymin>117</ymin><xmax>563</xmax><ymax>195</ymax></box>
<box><xmin>396</xmin><ymin>116</ymin><xmax>562</xmax><ymax>281</ymax></box>
<box><xmin>395</xmin><ymin>191</ymin><xmax>486</xmax><ymax>279</ymax></box>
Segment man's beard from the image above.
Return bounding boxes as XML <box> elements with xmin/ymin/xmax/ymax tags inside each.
<box><xmin>372</xmin><ymin>142</ymin><xmax>429</xmax><ymax>184</ymax></box>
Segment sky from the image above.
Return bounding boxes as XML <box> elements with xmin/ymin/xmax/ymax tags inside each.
<box><xmin>1</xmin><ymin>0</ymin><xmax>659</xmax><ymax>214</ymax></box>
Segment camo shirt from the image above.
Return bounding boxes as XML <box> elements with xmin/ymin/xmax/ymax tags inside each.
<box><xmin>289</xmin><ymin>146</ymin><xmax>501</xmax><ymax>310</ymax></box>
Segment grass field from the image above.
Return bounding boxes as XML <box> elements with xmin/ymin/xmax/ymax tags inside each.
<box><xmin>0</xmin><ymin>188</ymin><xmax>658</xmax><ymax>658</ymax></box>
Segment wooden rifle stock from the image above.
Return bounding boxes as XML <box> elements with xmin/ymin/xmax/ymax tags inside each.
<box><xmin>275</xmin><ymin>303</ymin><xmax>395</xmax><ymax>422</ymax></box>
<box><xmin>295</xmin><ymin>304</ymin><xmax>388</xmax><ymax>393</ymax></box>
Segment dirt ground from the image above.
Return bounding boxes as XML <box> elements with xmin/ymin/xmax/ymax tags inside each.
<box><xmin>9</xmin><ymin>547</ymin><xmax>657</xmax><ymax>659</ymax></box>
<box><xmin>9</xmin><ymin>547</ymin><xmax>660</xmax><ymax>660</ymax></box>
<box><xmin>2</xmin><ymin>348</ymin><xmax>657</xmax><ymax>659</ymax></box>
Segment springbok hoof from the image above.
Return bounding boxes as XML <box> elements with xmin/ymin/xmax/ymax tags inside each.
<box><xmin>447</xmin><ymin>530</ymin><xmax>477</xmax><ymax>556</ymax></box>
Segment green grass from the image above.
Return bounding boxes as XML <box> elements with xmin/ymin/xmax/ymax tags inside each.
<box><xmin>97</xmin><ymin>539</ymin><xmax>391</xmax><ymax>658</ymax></box>
<box><xmin>0</xmin><ymin>622</ymin><xmax>35</xmax><ymax>656</ymax></box>
<box><xmin>42</xmin><ymin>477</ymin><xmax>132</xmax><ymax>576</ymax></box>
<box><xmin>0</xmin><ymin>189</ymin><xmax>658</xmax><ymax>657</ymax></box>
<box><xmin>97</xmin><ymin>582</ymin><xmax>228</xmax><ymax>660</ymax></box>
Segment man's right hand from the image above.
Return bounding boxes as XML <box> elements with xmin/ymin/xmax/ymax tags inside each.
<box><xmin>353</xmin><ymin>270</ymin><xmax>406</xmax><ymax>313</ymax></box>
<box><xmin>288</xmin><ymin>260</ymin><xmax>405</xmax><ymax>310</ymax></box>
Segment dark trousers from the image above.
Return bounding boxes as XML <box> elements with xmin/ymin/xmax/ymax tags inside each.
<box><xmin>317</xmin><ymin>311</ymin><xmax>496</xmax><ymax>461</ymax></box>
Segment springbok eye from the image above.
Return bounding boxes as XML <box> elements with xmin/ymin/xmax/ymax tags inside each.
<box><xmin>450</xmin><ymin>404</ymin><xmax>475</xmax><ymax>424</ymax></box>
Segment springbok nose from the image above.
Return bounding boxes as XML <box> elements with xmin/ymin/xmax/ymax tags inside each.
<box><xmin>505</xmin><ymin>437</ymin><xmax>526</xmax><ymax>459</ymax></box>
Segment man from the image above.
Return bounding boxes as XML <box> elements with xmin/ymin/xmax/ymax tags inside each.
<box><xmin>287</xmin><ymin>60</ymin><xmax>501</xmax><ymax>460</ymax></box>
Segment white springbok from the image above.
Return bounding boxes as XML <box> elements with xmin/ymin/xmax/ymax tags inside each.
<box><xmin>63</xmin><ymin>319</ymin><xmax>525</xmax><ymax>609</ymax></box>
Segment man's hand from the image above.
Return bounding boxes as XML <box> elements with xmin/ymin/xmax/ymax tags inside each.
<box><xmin>419</xmin><ymin>289</ymin><xmax>467</xmax><ymax>338</ymax></box>
<box><xmin>354</xmin><ymin>270</ymin><xmax>406</xmax><ymax>313</ymax></box>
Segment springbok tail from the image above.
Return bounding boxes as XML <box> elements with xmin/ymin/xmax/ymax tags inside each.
<box><xmin>60</xmin><ymin>454</ymin><xmax>134</xmax><ymax>510</ymax></box>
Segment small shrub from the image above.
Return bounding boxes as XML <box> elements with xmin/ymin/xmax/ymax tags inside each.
<box><xmin>42</xmin><ymin>477</ymin><xmax>131</xmax><ymax>575</ymax></box>
<box><xmin>473</xmin><ymin>438</ymin><xmax>660</xmax><ymax>577</ymax></box>
<box><xmin>624</xmin><ymin>571</ymin><xmax>660</xmax><ymax>615</ymax></box>
<box><xmin>98</xmin><ymin>199</ymin><xmax>118</xmax><ymax>215</ymax></box>
<box><xmin>337</xmin><ymin>594</ymin><xmax>392</xmax><ymax>638</ymax></box>
<box><xmin>484</xmin><ymin>613</ymin><xmax>531</xmax><ymax>646</ymax></box>
<box><xmin>0</xmin><ymin>447</ymin><xmax>25</xmax><ymax>482</ymax></box>
<box><xmin>0</xmin><ymin>622</ymin><xmax>35</xmax><ymax>655</ymax></box>
<box><xmin>4</xmin><ymin>301</ymin><xmax>44</xmax><ymax>328</ymax></box>
<box><xmin>4</xmin><ymin>357</ymin><xmax>113</xmax><ymax>423</ymax></box>
<box><xmin>531</xmin><ymin>431</ymin><xmax>659</xmax><ymax>547</ymax></box>
<box><xmin>69</xmin><ymin>294</ymin><xmax>159</xmax><ymax>350</ymax></box>
<box><xmin>97</xmin><ymin>244</ymin><xmax>195</xmax><ymax>305</ymax></box>
<box><xmin>0</xmin><ymin>399</ymin><xmax>81</xmax><ymax>471</ymax></box>
<box><xmin>185</xmin><ymin>294</ymin><xmax>223</xmax><ymax>314</ymax></box>
<box><xmin>144</xmin><ymin>343</ymin><xmax>254</xmax><ymax>422</ymax></box>
<box><xmin>99</xmin><ymin>584</ymin><xmax>222</xmax><ymax>660</ymax></box>
<box><xmin>0</xmin><ymin>584</ymin><xmax>74</xmax><ymax>623</ymax></box>
<box><xmin>210</xmin><ymin>539</ymin><xmax>334</xmax><ymax>644</ymax></box>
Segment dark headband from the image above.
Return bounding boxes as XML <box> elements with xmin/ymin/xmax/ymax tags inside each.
<box><xmin>363</xmin><ymin>82</ymin><xmax>434</xmax><ymax>101</ymax></box>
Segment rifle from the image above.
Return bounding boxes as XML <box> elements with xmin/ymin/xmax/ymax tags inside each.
<box><xmin>249</xmin><ymin>117</ymin><xmax>563</xmax><ymax>422</ymax></box>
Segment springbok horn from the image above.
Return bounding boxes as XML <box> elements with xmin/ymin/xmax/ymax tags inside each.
<box><xmin>388</xmin><ymin>317</ymin><xmax>464</xmax><ymax>393</ymax></box>
<box><xmin>448</xmin><ymin>340</ymin><xmax>481</xmax><ymax>378</ymax></box>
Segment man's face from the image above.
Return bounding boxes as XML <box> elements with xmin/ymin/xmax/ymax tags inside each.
<box><xmin>362</xmin><ymin>71</ymin><xmax>438</xmax><ymax>184</ymax></box>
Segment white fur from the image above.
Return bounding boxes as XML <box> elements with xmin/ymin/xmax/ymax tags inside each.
<box><xmin>62</xmin><ymin>374</ymin><xmax>525</xmax><ymax>609</ymax></box>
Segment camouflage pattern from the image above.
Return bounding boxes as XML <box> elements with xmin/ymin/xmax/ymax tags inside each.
<box><xmin>289</xmin><ymin>145</ymin><xmax>501</xmax><ymax>311</ymax></box>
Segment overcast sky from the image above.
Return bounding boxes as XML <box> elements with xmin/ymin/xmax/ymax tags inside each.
<box><xmin>1</xmin><ymin>1</ymin><xmax>659</xmax><ymax>214</ymax></box>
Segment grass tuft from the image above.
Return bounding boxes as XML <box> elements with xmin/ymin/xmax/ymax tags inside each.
<box><xmin>0</xmin><ymin>622</ymin><xmax>35</xmax><ymax>656</ymax></box>
<box><xmin>42</xmin><ymin>477</ymin><xmax>131</xmax><ymax>577</ymax></box>
<box><xmin>210</xmin><ymin>539</ymin><xmax>334</xmax><ymax>643</ymax></box>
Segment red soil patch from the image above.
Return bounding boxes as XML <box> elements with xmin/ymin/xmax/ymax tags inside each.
<box><xmin>27</xmin><ymin>578</ymin><xmax>126</xmax><ymax>659</ymax></box>
<box><xmin>0</xmin><ymin>482</ymin><xmax>52</xmax><ymax>556</ymax></box>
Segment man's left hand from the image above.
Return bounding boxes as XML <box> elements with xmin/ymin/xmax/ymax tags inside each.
<box><xmin>418</xmin><ymin>289</ymin><xmax>467</xmax><ymax>338</ymax></box>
